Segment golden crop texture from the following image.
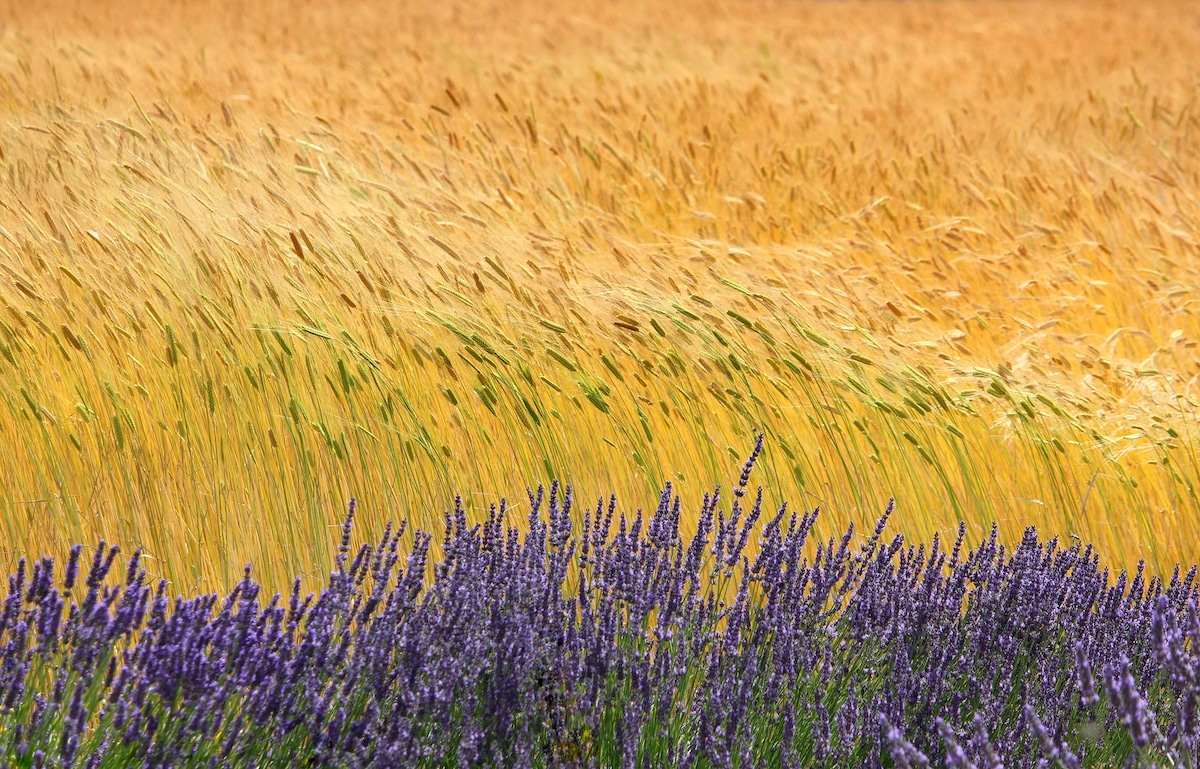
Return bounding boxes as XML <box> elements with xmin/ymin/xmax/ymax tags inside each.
<box><xmin>0</xmin><ymin>0</ymin><xmax>1198</xmax><ymax>590</ymax></box>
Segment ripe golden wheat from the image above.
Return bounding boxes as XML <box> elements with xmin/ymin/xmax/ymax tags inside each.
<box><xmin>0</xmin><ymin>0</ymin><xmax>1198</xmax><ymax>589</ymax></box>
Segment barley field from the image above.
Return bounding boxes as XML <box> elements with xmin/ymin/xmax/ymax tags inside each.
<box><xmin>1</xmin><ymin>0</ymin><xmax>1199</xmax><ymax>592</ymax></box>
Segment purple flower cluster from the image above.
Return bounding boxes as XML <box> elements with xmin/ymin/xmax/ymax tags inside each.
<box><xmin>0</xmin><ymin>440</ymin><xmax>1196</xmax><ymax>767</ymax></box>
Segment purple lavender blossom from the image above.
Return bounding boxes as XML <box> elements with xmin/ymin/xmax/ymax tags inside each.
<box><xmin>0</xmin><ymin>440</ymin><xmax>1194</xmax><ymax>767</ymax></box>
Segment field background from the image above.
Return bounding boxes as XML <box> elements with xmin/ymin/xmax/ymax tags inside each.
<box><xmin>0</xmin><ymin>0</ymin><xmax>1198</xmax><ymax>591</ymax></box>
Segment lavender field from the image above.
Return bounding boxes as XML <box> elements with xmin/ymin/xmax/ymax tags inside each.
<box><xmin>1</xmin><ymin>441</ymin><xmax>1199</xmax><ymax>767</ymax></box>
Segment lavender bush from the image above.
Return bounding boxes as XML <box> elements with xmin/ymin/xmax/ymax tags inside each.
<box><xmin>0</xmin><ymin>437</ymin><xmax>1198</xmax><ymax>767</ymax></box>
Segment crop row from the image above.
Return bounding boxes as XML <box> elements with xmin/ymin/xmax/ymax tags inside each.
<box><xmin>0</xmin><ymin>442</ymin><xmax>1196</xmax><ymax>767</ymax></box>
